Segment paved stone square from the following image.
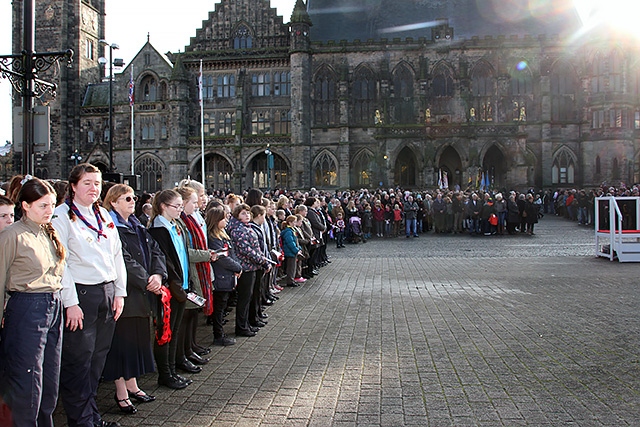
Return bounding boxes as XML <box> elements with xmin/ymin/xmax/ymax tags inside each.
<box><xmin>56</xmin><ymin>216</ymin><xmax>640</xmax><ymax>426</ymax></box>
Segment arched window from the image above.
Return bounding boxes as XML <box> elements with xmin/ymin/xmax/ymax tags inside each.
<box><xmin>551</xmin><ymin>147</ymin><xmax>576</xmax><ymax>184</ymax></box>
<box><xmin>470</xmin><ymin>62</ymin><xmax>494</xmax><ymax>121</ymax></box>
<box><xmin>233</xmin><ymin>24</ymin><xmax>253</xmax><ymax>49</ymax></box>
<box><xmin>135</xmin><ymin>156</ymin><xmax>163</xmax><ymax>193</ymax></box>
<box><xmin>252</xmin><ymin>152</ymin><xmax>289</xmax><ymax>189</ymax></box>
<box><xmin>612</xmin><ymin>157</ymin><xmax>620</xmax><ymax>180</ymax></box>
<box><xmin>591</xmin><ymin>52</ymin><xmax>622</xmax><ymax>93</ymax></box>
<box><xmin>352</xmin><ymin>150</ymin><xmax>374</xmax><ymax>187</ymax></box>
<box><xmin>141</xmin><ymin>117</ymin><xmax>155</xmax><ymax>140</ymax></box>
<box><xmin>140</xmin><ymin>76</ymin><xmax>157</xmax><ymax>102</ymax></box>
<box><xmin>392</xmin><ymin>64</ymin><xmax>414</xmax><ymax>123</ymax></box>
<box><xmin>313</xmin><ymin>151</ymin><xmax>338</xmax><ymax>187</ymax></box>
<box><xmin>432</xmin><ymin>67</ymin><xmax>454</xmax><ymax>97</ymax></box>
<box><xmin>511</xmin><ymin>64</ymin><xmax>532</xmax><ymax>95</ymax></box>
<box><xmin>550</xmin><ymin>63</ymin><xmax>578</xmax><ymax>122</ymax></box>
<box><xmin>351</xmin><ymin>67</ymin><xmax>378</xmax><ymax>126</ymax></box>
<box><xmin>194</xmin><ymin>153</ymin><xmax>234</xmax><ymax>190</ymax></box>
<box><xmin>313</xmin><ymin>67</ymin><xmax>338</xmax><ymax>126</ymax></box>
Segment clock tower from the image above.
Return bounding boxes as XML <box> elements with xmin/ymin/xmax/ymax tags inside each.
<box><xmin>12</xmin><ymin>0</ymin><xmax>105</xmax><ymax>178</ymax></box>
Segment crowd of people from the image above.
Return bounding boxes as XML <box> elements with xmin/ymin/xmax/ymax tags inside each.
<box><xmin>0</xmin><ymin>165</ymin><xmax>637</xmax><ymax>427</ymax></box>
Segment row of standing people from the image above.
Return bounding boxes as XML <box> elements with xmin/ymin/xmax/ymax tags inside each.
<box><xmin>0</xmin><ymin>166</ymin><xmax>298</xmax><ymax>427</ymax></box>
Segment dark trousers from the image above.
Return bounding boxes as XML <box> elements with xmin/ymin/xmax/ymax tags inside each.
<box><xmin>0</xmin><ymin>292</ymin><xmax>62</xmax><ymax>427</ymax></box>
<box><xmin>59</xmin><ymin>283</ymin><xmax>115</xmax><ymax>427</ymax></box>
<box><xmin>235</xmin><ymin>271</ymin><xmax>255</xmax><ymax>333</ymax></box>
<box><xmin>284</xmin><ymin>256</ymin><xmax>297</xmax><ymax>285</ymax></box>
<box><xmin>211</xmin><ymin>291</ymin><xmax>230</xmax><ymax>339</ymax></box>
<box><xmin>177</xmin><ymin>308</ymin><xmax>198</xmax><ymax>362</ymax></box>
<box><xmin>154</xmin><ymin>297</ymin><xmax>185</xmax><ymax>380</ymax></box>
<box><xmin>249</xmin><ymin>269</ymin><xmax>265</xmax><ymax>326</ymax></box>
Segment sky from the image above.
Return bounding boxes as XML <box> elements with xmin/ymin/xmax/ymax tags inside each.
<box><xmin>0</xmin><ymin>0</ymin><xmax>296</xmax><ymax>153</ymax></box>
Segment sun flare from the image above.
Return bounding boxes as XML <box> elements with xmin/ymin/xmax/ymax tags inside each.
<box><xmin>574</xmin><ymin>0</ymin><xmax>640</xmax><ymax>39</ymax></box>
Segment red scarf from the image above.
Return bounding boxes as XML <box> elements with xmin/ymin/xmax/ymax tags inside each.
<box><xmin>181</xmin><ymin>213</ymin><xmax>214</xmax><ymax>315</ymax></box>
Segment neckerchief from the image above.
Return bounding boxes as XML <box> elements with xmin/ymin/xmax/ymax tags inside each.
<box><xmin>66</xmin><ymin>199</ymin><xmax>107</xmax><ymax>241</ymax></box>
<box><xmin>181</xmin><ymin>212</ymin><xmax>214</xmax><ymax>316</ymax></box>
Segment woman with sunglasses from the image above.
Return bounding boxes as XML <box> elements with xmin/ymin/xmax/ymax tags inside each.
<box><xmin>0</xmin><ymin>178</ymin><xmax>65</xmax><ymax>427</ymax></box>
<box><xmin>147</xmin><ymin>189</ymin><xmax>192</xmax><ymax>389</ymax></box>
<box><xmin>102</xmin><ymin>185</ymin><xmax>167</xmax><ymax>413</ymax></box>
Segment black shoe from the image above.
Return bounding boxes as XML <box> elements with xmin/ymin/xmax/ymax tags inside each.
<box><xmin>114</xmin><ymin>394</ymin><xmax>137</xmax><ymax>414</ymax></box>
<box><xmin>250</xmin><ymin>326</ymin><xmax>260</xmax><ymax>332</ymax></box>
<box><xmin>259</xmin><ymin>313</ymin><xmax>269</xmax><ymax>319</ymax></box>
<box><xmin>177</xmin><ymin>359</ymin><xmax>202</xmax><ymax>374</ymax></box>
<box><xmin>222</xmin><ymin>319</ymin><xmax>228</xmax><ymax>325</ymax></box>
<box><xmin>236</xmin><ymin>329</ymin><xmax>256</xmax><ymax>337</ymax></box>
<box><xmin>127</xmin><ymin>389</ymin><xmax>155</xmax><ymax>403</ymax></box>
<box><xmin>287</xmin><ymin>283</ymin><xmax>300</xmax><ymax>287</ymax></box>
<box><xmin>268</xmin><ymin>293</ymin><xmax>279</xmax><ymax>300</ymax></box>
<box><xmin>251</xmin><ymin>320</ymin><xmax>267</xmax><ymax>328</ymax></box>
<box><xmin>263</xmin><ymin>299</ymin><xmax>274</xmax><ymax>306</ymax></box>
<box><xmin>187</xmin><ymin>352</ymin><xmax>210</xmax><ymax>365</ymax></box>
<box><xmin>311</xmin><ymin>270</ymin><xmax>319</xmax><ymax>275</ymax></box>
<box><xmin>95</xmin><ymin>421</ymin><xmax>121</xmax><ymax>427</ymax></box>
<box><xmin>173</xmin><ymin>373</ymin><xmax>192</xmax><ymax>385</ymax></box>
<box><xmin>193</xmin><ymin>345</ymin><xmax>211</xmax><ymax>356</ymax></box>
<box><xmin>213</xmin><ymin>336</ymin><xmax>237</xmax><ymax>346</ymax></box>
<box><xmin>158</xmin><ymin>376</ymin><xmax>188</xmax><ymax>390</ymax></box>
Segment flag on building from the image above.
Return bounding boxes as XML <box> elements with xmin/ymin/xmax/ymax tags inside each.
<box><xmin>442</xmin><ymin>170</ymin><xmax>448</xmax><ymax>189</ymax></box>
<box><xmin>128</xmin><ymin>68</ymin><xmax>134</xmax><ymax>106</ymax></box>
<box><xmin>437</xmin><ymin>169</ymin><xmax>443</xmax><ymax>189</ymax></box>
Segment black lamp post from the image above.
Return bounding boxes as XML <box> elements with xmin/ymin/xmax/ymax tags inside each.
<box><xmin>98</xmin><ymin>40</ymin><xmax>119</xmax><ymax>172</ymax></box>
<box><xmin>70</xmin><ymin>149</ymin><xmax>82</xmax><ymax>166</ymax></box>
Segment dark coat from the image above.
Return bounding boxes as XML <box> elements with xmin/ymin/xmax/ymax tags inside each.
<box><xmin>114</xmin><ymin>215</ymin><xmax>167</xmax><ymax>318</ymax></box>
<box><xmin>525</xmin><ymin>201</ymin><xmax>539</xmax><ymax>224</ymax></box>
<box><xmin>208</xmin><ymin>236</ymin><xmax>242</xmax><ymax>292</ymax></box>
<box><xmin>306</xmin><ymin>208</ymin><xmax>327</xmax><ymax>244</ymax></box>
<box><xmin>148</xmin><ymin>218</ymin><xmax>191</xmax><ymax>303</ymax></box>
<box><xmin>507</xmin><ymin>200</ymin><xmax>520</xmax><ymax>223</ymax></box>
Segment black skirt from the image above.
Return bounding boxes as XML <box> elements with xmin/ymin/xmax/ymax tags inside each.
<box><xmin>102</xmin><ymin>317</ymin><xmax>155</xmax><ymax>381</ymax></box>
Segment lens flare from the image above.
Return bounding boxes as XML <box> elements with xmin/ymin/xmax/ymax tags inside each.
<box><xmin>516</xmin><ymin>61</ymin><xmax>528</xmax><ymax>71</ymax></box>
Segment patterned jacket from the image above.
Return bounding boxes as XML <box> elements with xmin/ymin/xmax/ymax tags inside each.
<box><xmin>227</xmin><ymin>216</ymin><xmax>270</xmax><ymax>272</ymax></box>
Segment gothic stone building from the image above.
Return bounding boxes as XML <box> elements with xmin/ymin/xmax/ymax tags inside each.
<box><xmin>15</xmin><ymin>0</ymin><xmax>640</xmax><ymax>193</ymax></box>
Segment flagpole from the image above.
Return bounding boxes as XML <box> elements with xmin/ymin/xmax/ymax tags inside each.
<box><xmin>130</xmin><ymin>66</ymin><xmax>135</xmax><ymax>175</ymax></box>
<box><xmin>199</xmin><ymin>59</ymin><xmax>205</xmax><ymax>187</ymax></box>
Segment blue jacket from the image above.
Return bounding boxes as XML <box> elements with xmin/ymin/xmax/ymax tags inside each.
<box><xmin>280</xmin><ymin>226</ymin><xmax>300</xmax><ymax>258</ymax></box>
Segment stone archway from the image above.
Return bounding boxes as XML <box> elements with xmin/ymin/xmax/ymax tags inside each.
<box><xmin>192</xmin><ymin>153</ymin><xmax>234</xmax><ymax>192</ymax></box>
<box><xmin>482</xmin><ymin>145</ymin><xmax>507</xmax><ymax>189</ymax></box>
<box><xmin>394</xmin><ymin>146</ymin><xmax>417</xmax><ymax>188</ymax></box>
<box><xmin>438</xmin><ymin>146</ymin><xmax>463</xmax><ymax>190</ymax></box>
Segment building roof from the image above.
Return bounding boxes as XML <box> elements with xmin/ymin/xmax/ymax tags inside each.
<box><xmin>307</xmin><ymin>0</ymin><xmax>583</xmax><ymax>42</ymax></box>
<box><xmin>82</xmin><ymin>82</ymin><xmax>110</xmax><ymax>107</ymax></box>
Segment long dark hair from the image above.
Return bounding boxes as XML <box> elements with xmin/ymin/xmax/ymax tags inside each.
<box><xmin>66</xmin><ymin>163</ymin><xmax>104</xmax><ymax>222</ymax></box>
<box><xmin>18</xmin><ymin>178</ymin><xmax>66</xmax><ymax>261</ymax></box>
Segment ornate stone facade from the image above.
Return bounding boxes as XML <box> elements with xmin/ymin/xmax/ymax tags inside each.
<box><xmin>16</xmin><ymin>0</ymin><xmax>640</xmax><ymax>192</ymax></box>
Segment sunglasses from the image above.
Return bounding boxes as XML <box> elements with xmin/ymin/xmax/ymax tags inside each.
<box><xmin>120</xmin><ymin>195</ymin><xmax>138</xmax><ymax>203</ymax></box>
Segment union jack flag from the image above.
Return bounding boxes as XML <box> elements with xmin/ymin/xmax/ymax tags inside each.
<box><xmin>128</xmin><ymin>68</ymin><xmax>134</xmax><ymax>106</ymax></box>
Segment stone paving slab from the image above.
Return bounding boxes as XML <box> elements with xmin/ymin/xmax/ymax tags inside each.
<box><xmin>54</xmin><ymin>216</ymin><xmax>640</xmax><ymax>426</ymax></box>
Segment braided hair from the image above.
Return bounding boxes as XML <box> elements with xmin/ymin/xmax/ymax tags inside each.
<box><xmin>66</xmin><ymin>163</ymin><xmax>105</xmax><ymax>222</ymax></box>
<box><xmin>17</xmin><ymin>178</ymin><xmax>66</xmax><ymax>261</ymax></box>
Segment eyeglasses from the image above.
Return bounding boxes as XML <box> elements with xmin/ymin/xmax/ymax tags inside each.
<box><xmin>0</xmin><ymin>213</ymin><xmax>14</xmax><ymax>219</ymax></box>
<box><xmin>166</xmin><ymin>203</ymin><xmax>184</xmax><ymax>211</ymax></box>
<box><xmin>119</xmin><ymin>195</ymin><xmax>138</xmax><ymax>203</ymax></box>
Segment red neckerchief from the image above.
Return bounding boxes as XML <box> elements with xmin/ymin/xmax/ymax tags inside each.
<box><xmin>66</xmin><ymin>199</ymin><xmax>107</xmax><ymax>241</ymax></box>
